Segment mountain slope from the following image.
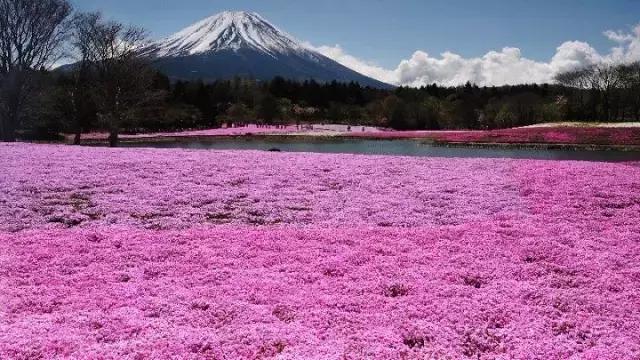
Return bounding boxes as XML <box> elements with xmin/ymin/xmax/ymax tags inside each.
<box><xmin>145</xmin><ymin>11</ymin><xmax>392</xmax><ymax>88</ymax></box>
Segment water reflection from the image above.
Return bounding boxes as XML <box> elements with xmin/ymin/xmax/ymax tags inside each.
<box><xmin>120</xmin><ymin>138</ymin><xmax>640</xmax><ymax>162</ymax></box>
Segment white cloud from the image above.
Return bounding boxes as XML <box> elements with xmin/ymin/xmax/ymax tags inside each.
<box><xmin>549</xmin><ymin>41</ymin><xmax>601</xmax><ymax>74</ymax></box>
<box><xmin>302</xmin><ymin>42</ymin><xmax>396</xmax><ymax>84</ymax></box>
<box><xmin>604</xmin><ymin>30</ymin><xmax>634</xmax><ymax>44</ymax></box>
<box><xmin>307</xmin><ymin>23</ymin><xmax>640</xmax><ymax>87</ymax></box>
<box><xmin>603</xmin><ymin>24</ymin><xmax>640</xmax><ymax>63</ymax></box>
<box><xmin>394</xmin><ymin>48</ymin><xmax>555</xmax><ymax>87</ymax></box>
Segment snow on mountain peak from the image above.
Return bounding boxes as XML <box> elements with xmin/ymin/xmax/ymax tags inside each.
<box><xmin>150</xmin><ymin>11</ymin><xmax>308</xmax><ymax>58</ymax></box>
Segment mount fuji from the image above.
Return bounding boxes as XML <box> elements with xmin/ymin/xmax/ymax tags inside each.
<box><xmin>144</xmin><ymin>11</ymin><xmax>392</xmax><ymax>88</ymax></box>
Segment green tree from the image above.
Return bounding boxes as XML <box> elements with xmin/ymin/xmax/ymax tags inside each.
<box><xmin>257</xmin><ymin>94</ymin><xmax>280</xmax><ymax>124</ymax></box>
<box><xmin>495</xmin><ymin>104</ymin><xmax>517</xmax><ymax>128</ymax></box>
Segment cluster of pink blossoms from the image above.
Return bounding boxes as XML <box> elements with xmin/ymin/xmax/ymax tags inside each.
<box><xmin>1</xmin><ymin>143</ymin><xmax>639</xmax><ymax>359</ymax></box>
<box><xmin>75</xmin><ymin>124</ymin><xmax>304</xmax><ymax>141</ymax></box>
<box><xmin>349</xmin><ymin>126</ymin><xmax>640</xmax><ymax>146</ymax></box>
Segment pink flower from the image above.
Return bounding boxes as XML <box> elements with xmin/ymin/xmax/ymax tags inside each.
<box><xmin>1</xmin><ymin>143</ymin><xmax>639</xmax><ymax>358</ymax></box>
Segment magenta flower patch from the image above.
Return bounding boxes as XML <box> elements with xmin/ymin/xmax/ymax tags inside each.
<box><xmin>1</xmin><ymin>143</ymin><xmax>639</xmax><ymax>358</ymax></box>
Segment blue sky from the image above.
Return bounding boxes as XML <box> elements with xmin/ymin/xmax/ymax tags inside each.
<box><xmin>72</xmin><ymin>0</ymin><xmax>640</xmax><ymax>86</ymax></box>
<box><xmin>72</xmin><ymin>0</ymin><xmax>639</xmax><ymax>66</ymax></box>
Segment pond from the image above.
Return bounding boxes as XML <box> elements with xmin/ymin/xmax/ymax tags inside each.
<box><xmin>120</xmin><ymin>137</ymin><xmax>640</xmax><ymax>162</ymax></box>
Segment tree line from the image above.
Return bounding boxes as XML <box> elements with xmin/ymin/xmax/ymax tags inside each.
<box><xmin>2</xmin><ymin>0</ymin><xmax>640</xmax><ymax>146</ymax></box>
<box><xmin>0</xmin><ymin>0</ymin><xmax>155</xmax><ymax>146</ymax></box>
<box><xmin>555</xmin><ymin>62</ymin><xmax>640</xmax><ymax>122</ymax></box>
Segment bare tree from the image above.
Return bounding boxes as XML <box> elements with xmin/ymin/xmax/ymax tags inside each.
<box><xmin>555</xmin><ymin>68</ymin><xmax>592</xmax><ymax>120</ymax></box>
<box><xmin>591</xmin><ymin>64</ymin><xmax>623</xmax><ymax>121</ymax></box>
<box><xmin>75</xmin><ymin>12</ymin><xmax>155</xmax><ymax>147</ymax></box>
<box><xmin>555</xmin><ymin>64</ymin><xmax>625</xmax><ymax>121</ymax></box>
<box><xmin>554</xmin><ymin>68</ymin><xmax>590</xmax><ymax>90</ymax></box>
<box><xmin>0</xmin><ymin>0</ymin><xmax>72</xmax><ymax>141</ymax></box>
<box><xmin>63</xmin><ymin>12</ymin><xmax>100</xmax><ymax>145</ymax></box>
<box><xmin>618</xmin><ymin>62</ymin><xmax>640</xmax><ymax>121</ymax></box>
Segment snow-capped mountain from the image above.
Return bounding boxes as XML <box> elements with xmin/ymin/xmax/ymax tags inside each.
<box><xmin>145</xmin><ymin>11</ymin><xmax>391</xmax><ymax>88</ymax></box>
<box><xmin>149</xmin><ymin>11</ymin><xmax>306</xmax><ymax>58</ymax></box>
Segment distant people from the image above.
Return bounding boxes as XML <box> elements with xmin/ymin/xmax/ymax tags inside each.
<box><xmin>347</xmin><ymin>126</ymin><xmax>351</xmax><ymax>132</ymax></box>
<box><xmin>362</xmin><ymin>127</ymin><xmax>365</xmax><ymax>132</ymax></box>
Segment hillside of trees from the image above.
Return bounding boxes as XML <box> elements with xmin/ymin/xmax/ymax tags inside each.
<box><xmin>2</xmin><ymin>0</ymin><xmax>640</xmax><ymax>146</ymax></box>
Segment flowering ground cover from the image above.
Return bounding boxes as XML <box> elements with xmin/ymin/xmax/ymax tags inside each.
<box><xmin>72</xmin><ymin>124</ymin><xmax>640</xmax><ymax>149</ymax></box>
<box><xmin>2</xmin><ymin>144</ymin><xmax>532</xmax><ymax>231</ymax></box>
<box><xmin>1</xmin><ymin>143</ymin><xmax>640</xmax><ymax>359</ymax></box>
<box><xmin>73</xmin><ymin>125</ymin><xmax>304</xmax><ymax>141</ymax></box>
<box><xmin>350</xmin><ymin>127</ymin><xmax>640</xmax><ymax>147</ymax></box>
<box><xmin>69</xmin><ymin>124</ymin><xmax>383</xmax><ymax>143</ymax></box>
<box><xmin>522</xmin><ymin>122</ymin><xmax>640</xmax><ymax>128</ymax></box>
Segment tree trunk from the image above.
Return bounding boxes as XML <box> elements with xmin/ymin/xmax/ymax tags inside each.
<box><xmin>108</xmin><ymin>129</ymin><xmax>119</xmax><ymax>147</ymax></box>
<box><xmin>72</xmin><ymin>112</ymin><xmax>83</xmax><ymax>145</ymax></box>
<box><xmin>1</xmin><ymin>71</ymin><xmax>26</xmax><ymax>142</ymax></box>
<box><xmin>0</xmin><ymin>117</ymin><xmax>5</xmax><ymax>141</ymax></box>
<box><xmin>73</xmin><ymin>130</ymin><xmax>81</xmax><ymax>145</ymax></box>
<box><xmin>1</xmin><ymin>123</ymin><xmax>16</xmax><ymax>142</ymax></box>
<box><xmin>0</xmin><ymin>121</ymin><xmax>16</xmax><ymax>142</ymax></box>
<box><xmin>70</xmin><ymin>90</ymin><xmax>82</xmax><ymax>145</ymax></box>
<box><xmin>1</xmin><ymin>109</ymin><xmax>18</xmax><ymax>142</ymax></box>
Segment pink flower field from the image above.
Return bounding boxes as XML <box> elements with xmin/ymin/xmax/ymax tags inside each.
<box><xmin>1</xmin><ymin>143</ymin><xmax>640</xmax><ymax>359</ymax></box>
<box><xmin>72</xmin><ymin>124</ymin><xmax>383</xmax><ymax>142</ymax></box>
<box><xmin>74</xmin><ymin>125</ymin><xmax>303</xmax><ymax>141</ymax></box>
<box><xmin>350</xmin><ymin>127</ymin><xmax>640</xmax><ymax>147</ymax></box>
